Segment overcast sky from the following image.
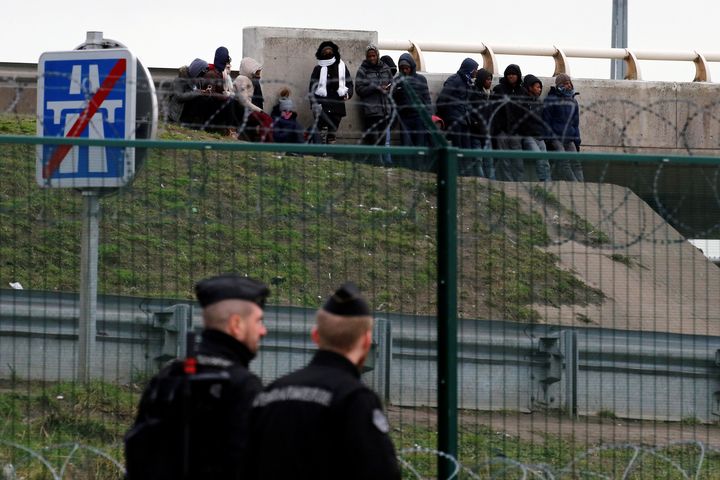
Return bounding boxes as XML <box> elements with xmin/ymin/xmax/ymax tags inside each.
<box><xmin>6</xmin><ymin>0</ymin><xmax>720</xmax><ymax>82</ymax></box>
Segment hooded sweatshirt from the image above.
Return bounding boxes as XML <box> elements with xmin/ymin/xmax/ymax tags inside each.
<box><xmin>542</xmin><ymin>85</ymin><xmax>580</xmax><ymax>142</ymax></box>
<box><xmin>469</xmin><ymin>68</ymin><xmax>495</xmax><ymax>137</ymax></box>
<box><xmin>392</xmin><ymin>53</ymin><xmax>432</xmax><ymax>120</ymax></box>
<box><xmin>492</xmin><ymin>63</ymin><xmax>529</xmax><ymax>134</ymax></box>
<box><xmin>240</xmin><ymin>57</ymin><xmax>264</xmax><ymax>110</ymax></box>
<box><xmin>519</xmin><ymin>74</ymin><xmax>548</xmax><ymax>138</ymax></box>
<box><xmin>436</xmin><ymin>57</ymin><xmax>479</xmax><ymax>128</ymax></box>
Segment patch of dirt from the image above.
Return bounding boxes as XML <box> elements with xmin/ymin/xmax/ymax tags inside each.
<box><xmin>388</xmin><ymin>405</ymin><xmax>720</xmax><ymax>448</ymax></box>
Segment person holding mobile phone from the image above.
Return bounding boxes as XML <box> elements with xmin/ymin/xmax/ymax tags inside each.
<box><xmin>355</xmin><ymin>44</ymin><xmax>394</xmax><ymax>154</ymax></box>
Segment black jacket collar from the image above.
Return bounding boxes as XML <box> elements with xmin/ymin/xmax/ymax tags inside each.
<box><xmin>198</xmin><ymin>329</ymin><xmax>254</xmax><ymax>367</ymax></box>
<box><xmin>310</xmin><ymin>349</ymin><xmax>361</xmax><ymax>379</ymax></box>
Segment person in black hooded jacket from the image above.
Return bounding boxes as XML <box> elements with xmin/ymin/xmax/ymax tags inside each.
<box><xmin>436</xmin><ymin>57</ymin><xmax>479</xmax><ymax>151</ymax></box>
<box><xmin>492</xmin><ymin>64</ymin><xmax>528</xmax><ymax>181</ymax></box>
<box><xmin>392</xmin><ymin>53</ymin><xmax>433</xmax><ymax>148</ymax></box>
<box><xmin>309</xmin><ymin>41</ymin><xmax>354</xmax><ymax>144</ymax></box>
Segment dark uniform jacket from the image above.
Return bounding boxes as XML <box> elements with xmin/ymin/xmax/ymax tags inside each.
<box><xmin>124</xmin><ymin>329</ymin><xmax>262</xmax><ymax>480</ymax></box>
<box><xmin>245</xmin><ymin>350</ymin><xmax>401</xmax><ymax>480</ymax></box>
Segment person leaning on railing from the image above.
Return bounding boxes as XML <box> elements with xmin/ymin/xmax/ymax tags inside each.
<box><xmin>543</xmin><ymin>73</ymin><xmax>584</xmax><ymax>182</ymax></box>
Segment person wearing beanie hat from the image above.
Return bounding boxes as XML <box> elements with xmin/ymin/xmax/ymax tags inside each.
<box><xmin>392</xmin><ymin>52</ymin><xmax>434</xmax><ymax>149</ymax></box>
<box><xmin>246</xmin><ymin>282</ymin><xmax>401</xmax><ymax>480</ymax></box>
<box><xmin>492</xmin><ymin>63</ymin><xmax>530</xmax><ymax>181</ymax></box>
<box><xmin>543</xmin><ymin>73</ymin><xmax>584</xmax><ymax>181</ymax></box>
<box><xmin>519</xmin><ymin>74</ymin><xmax>552</xmax><ymax>181</ymax></box>
<box><xmin>355</xmin><ymin>44</ymin><xmax>394</xmax><ymax>154</ymax></box>
<box><xmin>309</xmin><ymin>40</ymin><xmax>354</xmax><ymax>144</ymax></box>
<box><xmin>125</xmin><ymin>274</ymin><xmax>271</xmax><ymax>480</ymax></box>
<box><xmin>554</xmin><ymin>73</ymin><xmax>572</xmax><ymax>88</ymax></box>
<box><xmin>270</xmin><ymin>89</ymin><xmax>305</xmax><ymax>144</ymax></box>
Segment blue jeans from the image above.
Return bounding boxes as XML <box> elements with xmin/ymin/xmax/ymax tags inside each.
<box><xmin>522</xmin><ymin>137</ymin><xmax>550</xmax><ymax>181</ymax></box>
<box><xmin>546</xmin><ymin>139</ymin><xmax>583</xmax><ymax>181</ymax></box>
<box><xmin>470</xmin><ymin>136</ymin><xmax>495</xmax><ymax>180</ymax></box>
<box><xmin>494</xmin><ymin>134</ymin><xmax>524</xmax><ymax>181</ymax></box>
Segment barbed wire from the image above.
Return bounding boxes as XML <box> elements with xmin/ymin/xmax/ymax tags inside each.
<box><xmin>1</xmin><ymin>440</ymin><xmax>716</xmax><ymax>479</ymax></box>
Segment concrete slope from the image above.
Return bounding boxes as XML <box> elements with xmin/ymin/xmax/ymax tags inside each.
<box><xmin>519</xmin><ymin>181</ymin><xmax>720</xmax><ymax>335</ymax></box>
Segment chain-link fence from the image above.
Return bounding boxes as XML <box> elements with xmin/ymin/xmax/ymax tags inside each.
<box><xmin>3</xmin><ymin>56</ymin><xmax>720</xmax><ymax>478</ymax></box>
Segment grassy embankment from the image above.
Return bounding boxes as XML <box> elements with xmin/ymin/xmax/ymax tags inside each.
<box><xmin>0</xmin><ymin>115</ymin><xmax>605</xmax><ymax>322</ymax></box>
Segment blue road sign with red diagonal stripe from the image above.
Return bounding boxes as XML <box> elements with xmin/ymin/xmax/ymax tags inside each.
<box><xmin>36</xmin><ymin>49</ymin><xmax>137</xmax><ymax>188</ymax></box>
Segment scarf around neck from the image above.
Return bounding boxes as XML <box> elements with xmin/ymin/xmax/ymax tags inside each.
<box><xmin>315</xmin><ymin>58</ymin><xmax>348</xmax><ymax>98</ymax></box>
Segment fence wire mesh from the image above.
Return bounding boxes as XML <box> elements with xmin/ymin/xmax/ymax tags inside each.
<box><xmin>1</xmin><ymin>61</ymin><xmax>720</xmax><ymax>479</ymax></box>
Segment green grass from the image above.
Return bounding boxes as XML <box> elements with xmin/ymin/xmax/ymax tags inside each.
<box><xmin>4</xmin><ymin>382</ymin><xmax>719</xmax><ymax>479</ymax></box>
<box><xmin>0</xmin><ymin>381</ymin><xmax>137</xmax><ymax>479</ymax></box>
<box><xmin>1</xmin><ymin>116</ymin><xmax>606</xmax><ymax>322</ymax></box>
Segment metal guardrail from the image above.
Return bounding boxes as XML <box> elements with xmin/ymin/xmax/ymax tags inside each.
<box><xmin>379</xmin><ymin>40</ymin><xmax>720</xmax><ymax>82</ymax></box>
<box><xmin>2</xmin><ymin>289</ymin><xmax>719</xmax><ymax>422</ymax></box>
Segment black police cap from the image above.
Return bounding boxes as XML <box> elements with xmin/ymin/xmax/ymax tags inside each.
<box><xmin>195</xmin><ymin>274</ymin><xmax>270</xmax><ymax>308</ymax></box>
<box><xmin>322</xmin><ymin>282</ymin><xmax>371</xmax><ymax>317</ymax></box>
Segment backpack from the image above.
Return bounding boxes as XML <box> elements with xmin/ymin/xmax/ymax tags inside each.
<box><xmin>124</xmin><ymin>341</ymin><xmax>245</xmax><ymax>480</ymax></box>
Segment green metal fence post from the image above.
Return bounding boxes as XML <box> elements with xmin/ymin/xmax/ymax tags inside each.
<box><xmin>436</xmin><ymin>146</ymin><xmax>458</xmax><ymax>478</ymax></box>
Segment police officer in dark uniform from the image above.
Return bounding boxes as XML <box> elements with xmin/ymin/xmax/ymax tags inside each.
<box><xmin>125</xmin><ymin>274</ymin><xmax>270</xmax><ymax>480</ymax></box>
<box><xmin>245</xmin><ymin>282</ymin><xmax>400</xmax><ymax>480</ymax></box>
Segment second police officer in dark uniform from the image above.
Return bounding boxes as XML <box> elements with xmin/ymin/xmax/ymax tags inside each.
<box><xmin>125</xmin><ymin>274</ymin><xmax>270</xmax><ymax>480</ymax></box>
<box><xmin>245</xmin><ymin>282</ymin><xmax>401</xmax><ymax>479</ymax></box>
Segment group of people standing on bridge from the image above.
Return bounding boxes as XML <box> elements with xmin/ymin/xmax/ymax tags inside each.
<box><xmin>166</xmin><ymin>41</ymin><xmax>584</xmax><ymax>182</ymax></box>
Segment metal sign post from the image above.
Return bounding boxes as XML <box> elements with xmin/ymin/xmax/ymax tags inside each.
<box><xmin>36</xmin><ymin>31</ymin><xmax>156</xmax><ymax>382</ymax></box>
<box><xmin>78</xmin><ymin>191</ymin><xmax>100</xmax><ymax>382</ymax></box>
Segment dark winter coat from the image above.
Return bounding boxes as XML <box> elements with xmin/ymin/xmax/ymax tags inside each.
<box><xmin>245</xmin><ymin>350</ymin><xmax>400</xmax><ymax>479</ymax></box>
<box><xmin>391</xmin><ymin>53</ymin><xmax>432</xmax><ymax>120</ymax></box>
<box><xmin>355</xmin><ymin>58</ymin><xmax>394</xmax><ymax>118</ymax></box>
<box><xmin>272</xmin><ymin>112</ymin><xmax>305</xmax><ymax>144</ymax></box>
<box><xmin>436</xmin><ymin>58</ymin><xmax>479</xmax><ymax>129</ymax></box>
<box><xmin>309</xmin><ymin>41</ymin><xmax>354</xmax><ymax>118</ymax></box>
<box><xmin>469</xmin><ymin>68</ymin><xmax>496</xmax><ymax>139</ymax></box>
<box><xmin>125</xmin><ymin>329</ymin><xmax>261</xmax><ymax>480</ymax></box>
<box><xmin>518</xmin><ymin>74</ymin><xmax>550</xmax><ymax>138</ymax></box>
<box><xmin>492</xmin><ymin>64</ymin><xmax>529</xmax><ymax>135</ymax></box>
<box><xmin>542</xmin><ymin>86</ymin><xmax>581</xmax><ymax>142</ymax></box>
